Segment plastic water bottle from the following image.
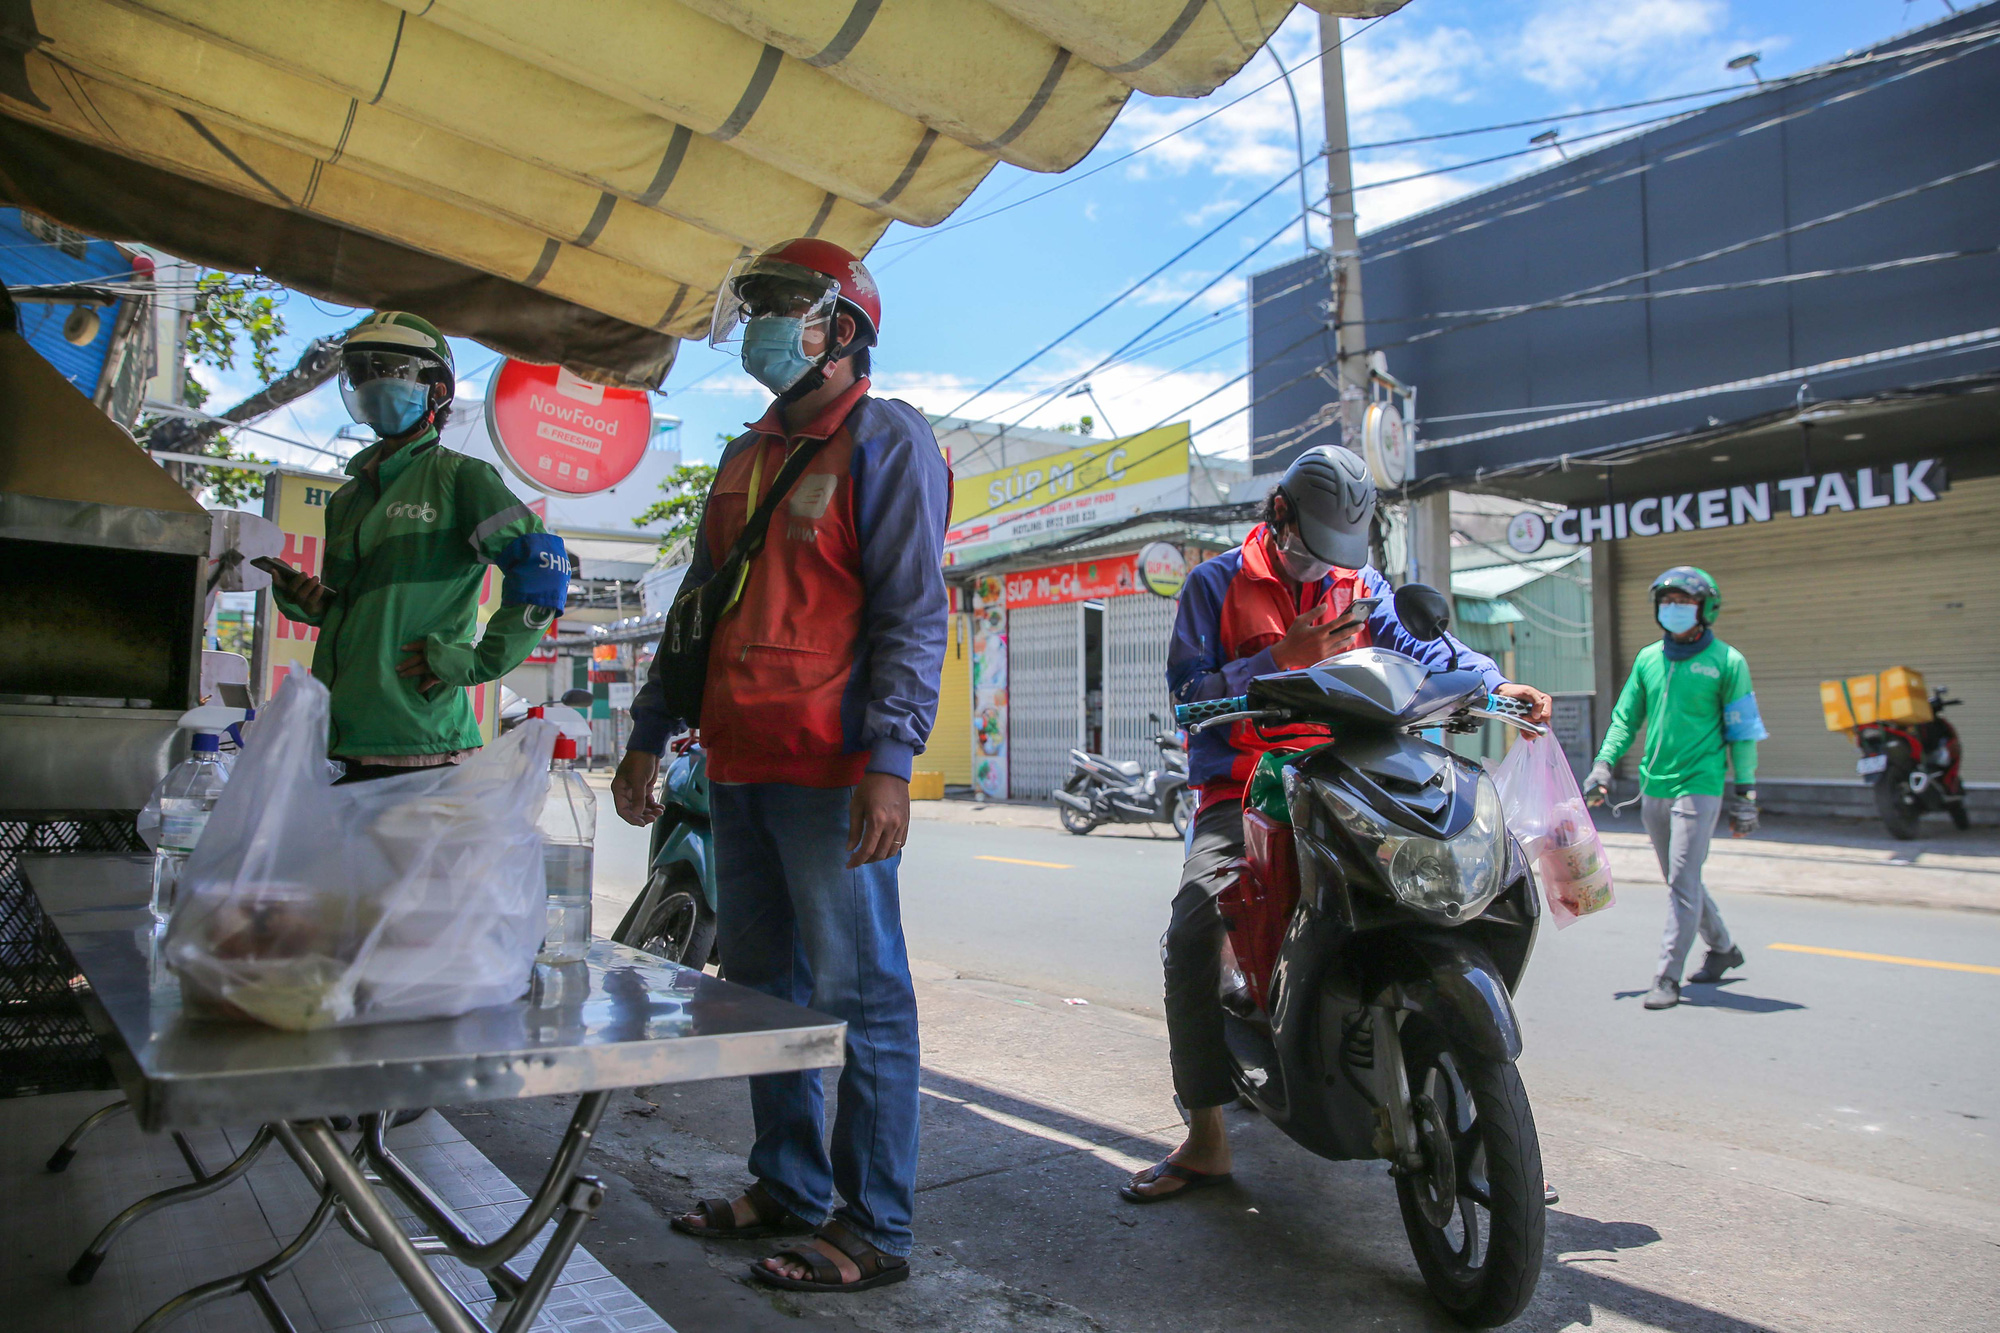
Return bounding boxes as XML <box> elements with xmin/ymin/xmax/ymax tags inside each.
<box><xmin>538</xmin><ymin>734</ymin><xmax>596</xmax><ymax>963</ymax></box>
<box><xmin>150</xmin><ymin>733</ymin><xmax>231</xmax><ymax>922</ymax></box>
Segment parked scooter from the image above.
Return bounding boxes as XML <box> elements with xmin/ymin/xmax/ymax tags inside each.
<box><xmin>1053</xmin><ymin>713</ymin><xmax>1193</xmax><ymax>837</ymax></box>
<box><xmin>1854</xmin><ymin>687</ymin><xmax>1969</xmax><ymax>839</ymax></box>
<box><xmin>1174</xmin><ymin>584</ymin><xmax>1546</xmax><ymax>1328</ymax></box>
<box><xmin>611</xmin><ymin>734</ymin><xmax>719</xmax><ymax>967</ymax></box>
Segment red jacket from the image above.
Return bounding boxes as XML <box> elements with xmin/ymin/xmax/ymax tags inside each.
<box><xmin>1179</xmin><ymin>525</ymin><xmax>1372</xmax><ymax>804</ymax></box>
<box><xmin>627</xmin><ymin>378</ymin><xmax>954</xmax><ymax>787</ymax></box>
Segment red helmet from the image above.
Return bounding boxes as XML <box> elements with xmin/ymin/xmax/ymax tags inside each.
<box><xmin>709</xmin><ymin>238</ymin><xmax>880</xmax><ymax>349</ymax></box>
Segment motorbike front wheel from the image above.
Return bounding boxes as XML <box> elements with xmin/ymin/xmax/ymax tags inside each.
<box><xmin>615</xmin><ymin>864</ymin><xmax>717</xmax><ymax>968</ymax></box>
<box><xmin>1874</xmin><ymin>768</ymin><xmax>1922</xmax><ymax>841</ymax></box>
<box><xmin>1059</xmin><ymin>775</ymin><xmax>1099</xmax><ymax>835</ymax></box>
<box><xmin>1394</xmin><ymin>1015</ymin><xmax>1545</xmax><ymax>1328</ymax></box>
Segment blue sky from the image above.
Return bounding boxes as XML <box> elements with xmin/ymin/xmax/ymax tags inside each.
<box><xmin>210</xmin><ymin>0</ymin><xmax>1966</xmax><ymax>525</ymax></box>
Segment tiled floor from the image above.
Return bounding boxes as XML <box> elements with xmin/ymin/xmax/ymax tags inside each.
<box><xmin>1</xmin><ymin>1091</ymin><xmax>673</xmax><ymax>1333</ymax></box>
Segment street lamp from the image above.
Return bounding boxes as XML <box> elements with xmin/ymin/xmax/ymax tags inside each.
<box><xmin>1728</xmin><ymin>52</ymin><xmax>1764</xmax><ymax>84</ymax></box>
<box><xmin>1529</xmin><ymin>129</ymin><xmax>1566</xmax><ymax>160</ymax></box>
<box><xmin>1065</xmin><ymin>381</ymin><xmax>1119</xmax><ymax>438</ymax></box>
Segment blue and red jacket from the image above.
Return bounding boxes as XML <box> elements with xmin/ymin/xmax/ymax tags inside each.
<box><xmin>1167</xmin><ymin>525</ymin><xmax>1505</xmax><ymax>804</ymax></box>
<box><xmin>629</xmin><ymin>379</ymin><xmax>952</xmax><ymax>787</ymax></box>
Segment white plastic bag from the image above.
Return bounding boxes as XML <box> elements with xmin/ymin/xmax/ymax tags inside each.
<box><xmin>1494</xmin><ymin>732</ymin><xmax>1615</xmax><ymax>928</ymax></box>
<box><xmin>164</xmin><ymin>672</ymin><xmax>557</xmax><ymax>1030</ymax></box>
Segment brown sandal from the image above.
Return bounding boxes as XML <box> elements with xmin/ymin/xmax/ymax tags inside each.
<box><xmin>670</xmin><ymin>1179</ymin><xmax>810</xmax><ymax>1240</ymax></box>
<box><xmin>750</xmin><ymin>1217</ymin><xmax>910</xmax><ymax>1293</ymax></box>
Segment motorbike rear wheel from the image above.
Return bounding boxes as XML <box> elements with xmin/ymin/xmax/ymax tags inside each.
<box><xmin>1059</xmin><ymin>775</ymin><xmax>1099</xmax><ymax>835</ymax></box>
<box><xmin>616</xmin><ymin>864</ymin><xmax>717</xmax><ymax>968</ymax></box>
<box><xmin>1394</xmin><ymin>1015</ymin><xmax>1545</xmax><ymax>1328</ymax></box>
<box><xmin>1874</xmin><ymin>769</ymin><xmax>1922</xmax><ymax>841</ymax></box>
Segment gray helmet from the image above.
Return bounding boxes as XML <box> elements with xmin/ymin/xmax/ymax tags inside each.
<box><xmin>1280</xmin><ymin>445</ymin><xmax>1376</xmax><ymax>569</ymax></box>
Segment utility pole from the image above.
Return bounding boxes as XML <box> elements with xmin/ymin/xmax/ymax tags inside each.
<box><xmin>1318</xmin><ymin>14</ymin><xmax>1449</xmax><ymax>591</ymax></box>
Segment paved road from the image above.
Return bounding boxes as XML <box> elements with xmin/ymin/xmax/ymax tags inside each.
<box><xmin>473</xmin><ymin>794</ymin><xmax>2000</xmax><ymax>1332</ymax></box>
<box><xmin>899</xmin><ymin>816</ymin><xmax>2000</xmax><ymax>1203</ymax></box>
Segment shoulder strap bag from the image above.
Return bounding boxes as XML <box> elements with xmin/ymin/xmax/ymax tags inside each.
<box><xmin>647</xmin><ymin>436</ymin><xmax>832</xmax><ymax>725</ymax></box>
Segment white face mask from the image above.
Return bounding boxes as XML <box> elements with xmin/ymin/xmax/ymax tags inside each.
<box><xmin>1276</xmin><ymin>530</ymin><xmax>1332</xmax><ymax>583</ymax></box>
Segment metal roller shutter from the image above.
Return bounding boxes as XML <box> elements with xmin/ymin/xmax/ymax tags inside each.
<box><xmin>1008</xmin><ymin>602</ymin><xmax>1081</xmax><ymax>800</ymax></box>
<box><xmin>1105</xmin><ymin>593</ymin><xmax>1178</xmax><ymax>769</ymax></box>
<box><xmin>1614</xmin><ymin>474</ymin><xmax>2000</xmax><ymax>784</ymax></box>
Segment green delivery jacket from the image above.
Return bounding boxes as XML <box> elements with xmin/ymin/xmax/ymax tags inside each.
<box><xmin>270</xmin><ymin>430</ymin><xmax>557</xmax><ymax>758</ymax></box>
<box><xmin>1595</xmin><ymin>634</ymin><xmax>1767</xmax><ymax>799</ymax></box>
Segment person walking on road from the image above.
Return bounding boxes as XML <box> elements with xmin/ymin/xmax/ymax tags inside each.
<box><xmin>1586</xmin><ymin>566</ymin><xmax>1766</xmax><ymax>1010</ymax></box>
<box><xmin>1125</xmin><ymin>445</ymin><xmax>1553</xmax><ymax>1203</ymax></box>
<box><xmin>265</xmin><ymin>311</ymin><xmax>568</xmax><ymax>781</ymax></box>
<box><xmin>611</xmin><ymin>240</ymin><xmax>949</xmax><ymax>1293</ymax></box>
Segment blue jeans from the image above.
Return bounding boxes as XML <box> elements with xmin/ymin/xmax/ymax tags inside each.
<box><xmin>710</xmin><ymin>781</ymin><xmax>921</xmax><ymax>1257</ymax></box>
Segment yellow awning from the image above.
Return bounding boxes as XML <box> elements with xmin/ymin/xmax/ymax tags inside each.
<box><xmin>0</xmin><ymin>1</ymin><xmax>1398</xmax><ymax>384</ymax></box>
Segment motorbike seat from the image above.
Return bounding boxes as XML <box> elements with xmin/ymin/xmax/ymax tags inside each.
<box><xmin>1115</xmin><ymin>760</ymin><xmax>1144</xmax><ymax>777</ymax></box>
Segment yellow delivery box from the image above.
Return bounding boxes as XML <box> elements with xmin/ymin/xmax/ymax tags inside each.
<box><xmin>1820</xmin><ymin>674</ymin><xmax>1875</xmax><ymax>731</ymax></box>
<box><xmin>1877</xmin><ymin>666</ymin><xmax>1933</xmax><ymax>724</ymax></box>
<box><xmin>1820</xmin><ymin>668</ymin><xmax>1931</xmax><ymax>731</ymax></box>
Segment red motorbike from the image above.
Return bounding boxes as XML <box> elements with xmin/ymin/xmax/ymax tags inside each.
<box><xmin>1854</xmin><ymin>687</ymin><xmax>1969</xmax><ymax>839</ymax></box>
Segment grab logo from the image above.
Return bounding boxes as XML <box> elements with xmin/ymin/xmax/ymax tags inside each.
<box><xmin>385</xmin><ymin>500</ymin><xmax>438</xmax><ymax>523</ymax></box>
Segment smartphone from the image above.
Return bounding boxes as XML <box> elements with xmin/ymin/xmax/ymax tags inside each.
<box><xmin>251</xmin><ymin>556</ymin><xmax>336</xmax><ymax>599</ymax></box>
<box><xmin>1328</xmin><ymin>595</ymin><xmax>1382</xmax><ymax>631</ymax></box>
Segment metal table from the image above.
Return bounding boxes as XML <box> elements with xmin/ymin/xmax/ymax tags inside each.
<box><xmin>23</xmin><ymin>853</ymin><xmax>846</xmax><ymax>1333</ymax></box>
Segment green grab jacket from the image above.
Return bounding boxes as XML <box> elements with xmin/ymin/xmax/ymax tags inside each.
<box><xmin>270</xmin><ymin>430</ymin><xmax>556</xmax><ymax>758</ymax></box>
<box><xmin>1595</xmin><ymin>635</ymin><xmax>1765</xmax><ymax>799</ymax></box>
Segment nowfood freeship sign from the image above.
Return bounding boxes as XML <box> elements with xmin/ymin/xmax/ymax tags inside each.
<box><xmin>1509</xmin><ymin>458</ymin><xmax>1947</xmax><ymax>552</ymax></box>
<box><xmin>485</xmin><ymin>359</ymin><xmax>652</xmax><ymax>497</ymax></box>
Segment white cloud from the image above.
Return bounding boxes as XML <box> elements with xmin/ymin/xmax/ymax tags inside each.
<box><xmin>1512</xmin><ymin>0</ymin><xmax>1727</xmax><ymax>92</ymax></box>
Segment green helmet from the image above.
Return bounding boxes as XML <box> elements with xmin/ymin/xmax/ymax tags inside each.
<box><xmin>342</xmin><ymin>310</ymin><xmax>455</xmax><ymax>397</ymax></box>
<box><xmin>1651</xmin><ymin>565</ymin><xmax>1721</xmax><ymax>625</ymax></box>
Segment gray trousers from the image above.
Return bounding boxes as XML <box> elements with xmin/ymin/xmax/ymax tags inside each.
<box><xmin>1162</xmin><ymin>797</ymin><xmax>1245</xmax><ymax>1112</ymax></box>
<box><xmin>1642</xmin><ymin>793</ymin><xmax>1735</xmax><ymax>984</ymax></box>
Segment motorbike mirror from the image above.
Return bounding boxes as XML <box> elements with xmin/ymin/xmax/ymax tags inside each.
<box><xmin>1394</xmin><ymin>583</ymin><xmax>1452</xmax><ymax>642</ymax></box>
<box><xmin>559</xmin><ymin>688</ymin><xmax>595</xmax><ymax>709</ymax></box>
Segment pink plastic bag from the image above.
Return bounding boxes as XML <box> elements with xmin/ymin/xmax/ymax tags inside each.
<box><xmin>1494</xmin><ymin>732</ymin><xmax>1615</xmax><ymax>928</ymax></box>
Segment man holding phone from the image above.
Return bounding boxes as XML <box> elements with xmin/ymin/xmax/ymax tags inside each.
<box><xmin>265</xmin><ymin>311</ymin><xmax>567</xmax><ymax>780</ymax></box>
<box><xmin>1124</xmin><ymin>445</ymin><xmax>1552</xmax><ymax>1203</ymax></box>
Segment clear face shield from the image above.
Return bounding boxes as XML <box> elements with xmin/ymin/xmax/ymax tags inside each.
<box><xmin>707</xmin><ymin>259</ymin><xmax>838</xmax><ymax>349</ymax></box>
<box><xmin>339</xmin><ymin>350</ymin><xmax>435</xmax><ymax>436</ymax></box>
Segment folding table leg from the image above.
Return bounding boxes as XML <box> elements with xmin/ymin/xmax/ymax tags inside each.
<box><xmin>131</xmin><ymin>1151</ymin><xmax>349</xmax><ymax>1333</ymax></box>
<box><xmin>46</xmin><ymin>1097</ymin><xmax>131</xmax><ymax>1172</ymax></box>
<box><xmin>67</xmin><ymin>1124</ymin><xmax>277</xmax><ymax>1285</ymax></box>
<box><xmin>293</xmin><ymin>1120</ymin><xmax>485</xmax><ymax>1333</ymax></box>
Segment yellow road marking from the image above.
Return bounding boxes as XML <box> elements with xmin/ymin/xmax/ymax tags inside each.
<box><xmin>1768</xmin><ymin>943</ymin><xmax>2000</xmax><ymax>976</ymax></box>
<box><xmin>975</xmin><ymin>854</ymin><xmax>1074</xmax><ymax>869</ymax></box>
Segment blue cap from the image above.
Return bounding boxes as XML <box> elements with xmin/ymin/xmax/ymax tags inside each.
<box><xmin>191</xmin><ymin>732</ymin><xmax>221</xmax><ymax>752</ymax></box>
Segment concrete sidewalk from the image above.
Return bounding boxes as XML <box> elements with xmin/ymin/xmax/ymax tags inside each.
<box><xmin>448</xmin><ymin>953</ymin><xmax>2000</xmax><ymax>1333</ymax></box>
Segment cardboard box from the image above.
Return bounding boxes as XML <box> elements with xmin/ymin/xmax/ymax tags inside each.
<box><xmin>1877</xmin><ymin>666</ymin><xmax>1933</xmax><ymax>724</ymax></box>
<box><xmin>1821</xmin><ymin>674</ymin><xmax>1879</xmax><ymax>731</ymax></box>
<box><xmin>909</xmin><ymin>771</ymin><xmax>946</xmax><ymax>801</ymax></box>
<box><xmin>1819</xmin><ymin>679</ymin><xmax>1856</xmax><ymax>732</ymax></box>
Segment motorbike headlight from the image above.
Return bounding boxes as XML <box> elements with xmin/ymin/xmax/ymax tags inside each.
<box><xmin>1322</xmin><ymin>773</ymin><xmax>1507</xmax><ymax>924</ymax></box>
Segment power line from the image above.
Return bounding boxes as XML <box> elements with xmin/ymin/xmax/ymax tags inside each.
<box><xmin>1425</xmin><ymin>324</ymin><xmax>2000</xmax><ymax>450</ymax></box>
<box><xmin>1370</xmin><ymin>246</ymin><xmax>2000</xmax><ymax>327</ymax></box>
<box><xmin>962</xmin><ymin>199</ymin><xmax>1313</xmax><ymax>465</ymax></box>
<box><xmin>878</xmin><ymin>14</ymin><xmax>1394</xmax><ymax>249</ymax></box>
<box><xmin>1370</xmin><ymin>156</ymin><xmax>2000</xmax><ymax>358</ymax></box>
<box><xmin>940</xmin><ymin>153</ymin><xmax>1323</xmax><ymax>422</ymax></box>
<box><xmin>1361</xmin><ymin>23</ymin><xmax>2000</xmax><ymax>267</ymax></box>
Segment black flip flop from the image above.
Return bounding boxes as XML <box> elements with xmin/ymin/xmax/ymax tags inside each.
<box><xmin>671</xmin><ymin>1180</ymin><xmax>811</xmax><ymax>1240</ymax></box>
<box><xmin>750</xmin><ymin>1218</ymin><xmax>910</xmax><ymax>1293</ymax></box>
<box><xmin>1119</xmin><ymin>1159</ymin><xmax>1234</xmax><ymax>1204</ymax></box>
